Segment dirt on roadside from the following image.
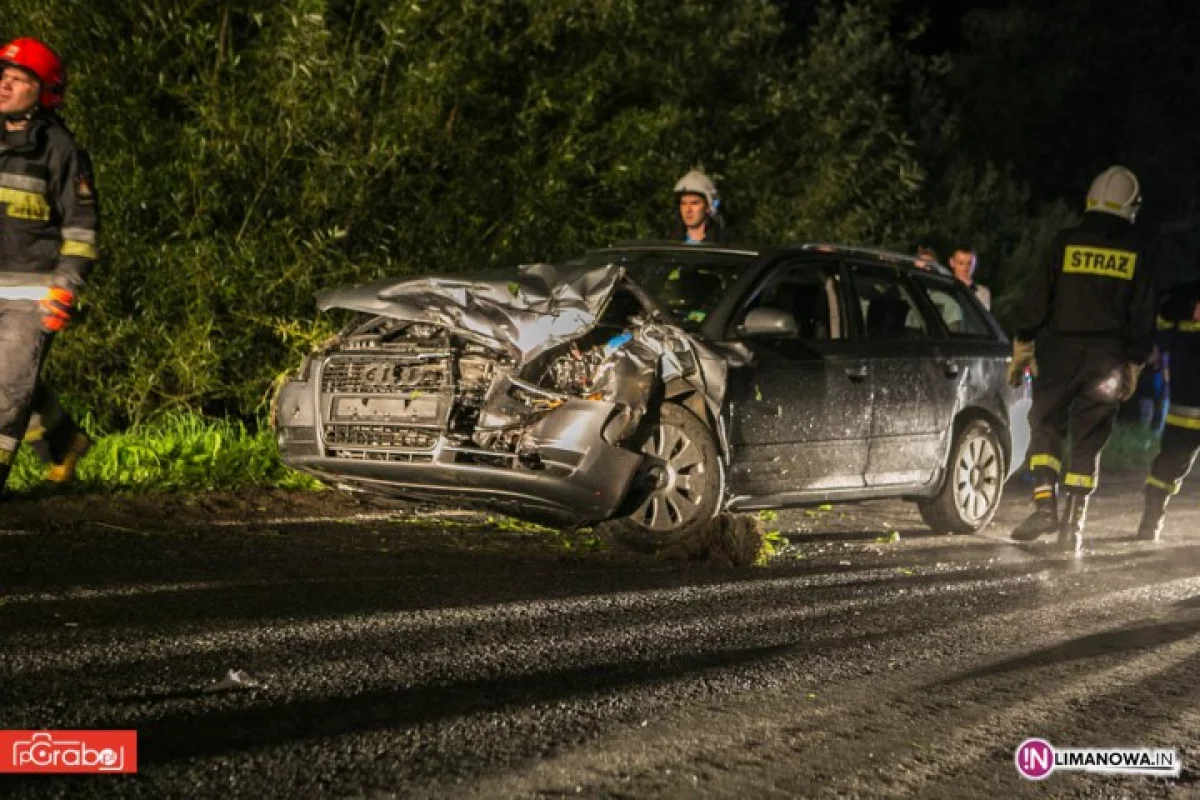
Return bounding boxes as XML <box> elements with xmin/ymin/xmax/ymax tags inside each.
<box><xmin>1</xmin><ymin>485</ymin><xmax>774</xmax><ymax>568</ymax></box>
<box><xmin>0</xmin><ymin>487</ymin><xmax>384</xmax><ymax>533</ymax></box>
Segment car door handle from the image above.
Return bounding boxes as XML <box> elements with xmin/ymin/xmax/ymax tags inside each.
<box><xmin>942</xmin><ymin>360</ymin><xmax>960</xmax><ymax>378</ymax></box>
<box><xmin>845</xmin><ymin>365</ymin><xmax>869</xmax><ymax>381</ymax></box>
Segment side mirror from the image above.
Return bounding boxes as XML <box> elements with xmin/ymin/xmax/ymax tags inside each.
<box><xmin>738</xmin><ymin>307</ymin><xmax>798</xmax><ymax>338</ymax></box>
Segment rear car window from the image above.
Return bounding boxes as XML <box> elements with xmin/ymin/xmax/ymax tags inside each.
<box><xmin>912</xmin><ymin>276</ymin><xmax>993</xmax><ymax>337</ymax></box>
<box><xmin>848</xmin><ymin>265</ymin><xmax>928</xmax><ymax>340</ymax></box>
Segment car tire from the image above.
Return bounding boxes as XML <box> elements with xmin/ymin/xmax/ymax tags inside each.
<box><xmin>597</xmin><ymin>402</ymin><xmax>724</xmax><ymax>553</ymax></box>
<box><xmin>917</xmin><ymin>418</ymin><xmax>1006</xmax><ymax>534</ymax></box>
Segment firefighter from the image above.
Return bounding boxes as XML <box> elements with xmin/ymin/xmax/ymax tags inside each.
<box><xmin>1135</xmin><ymin>279</ymin><xmax>1200</xmax><ymax>540</ymax></box>
<box><xmin>1007</xmin><ymin>166</ymin><xmax>1155</xmax><ymax>553</ymax></box>
<box><xmin>671</xmin><ymin>169</ymin><xmax>725</xmax><ymax>244</ymax></box>
<box><xmin>0</xmin><ymin>38</ymin><xmax>99</xmax><ymax>495</ymax></box>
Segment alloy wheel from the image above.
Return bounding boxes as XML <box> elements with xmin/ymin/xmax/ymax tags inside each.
<box><xmin>953</xmin><ymin>429</ymin><xmax>1001</xmax><ymax>525</ymax></box>
<box><xmin>632</xmin><ymin>420</ymin><xmax>710</xmax><ymax>532</ymax></box>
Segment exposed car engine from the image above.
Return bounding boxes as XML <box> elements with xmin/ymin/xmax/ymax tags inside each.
<box><xmin>316</xmin><ymin>294</ymin><xmax>655</xmax><ymax>463</ymax></box>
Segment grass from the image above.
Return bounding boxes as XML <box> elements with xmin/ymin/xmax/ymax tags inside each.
<box><xmin>7</xmin><ymin>410</ymin><xmax>322</xmax><ymax>495</ymax></box>
<box><xmin>756</xmin><ymin>510</ymin><xmax>787</xmax><ymax>564</ymax></box>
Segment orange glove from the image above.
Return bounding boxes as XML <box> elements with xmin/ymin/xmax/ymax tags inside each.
<box><xmin>39</xmin><ymin>286</ymin><xmax>74</xmax><ymax>333</ymax></box>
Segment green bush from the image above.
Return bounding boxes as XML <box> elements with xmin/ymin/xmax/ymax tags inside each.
<box><xmin>2</xmin><ymin>0</ymin><xmax>932</xmax><ymax>428</ymax></box>
<box><xmin>7</xmin><ymin>411</ymin><xmax>320</xmax><ymax>494</ymax></box>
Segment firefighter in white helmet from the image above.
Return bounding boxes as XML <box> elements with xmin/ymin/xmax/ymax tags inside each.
<box><xmin>1007</xmin><ymin>166</ymin><xmax>1156</xmax><ymax>553</ymax></box>
<box><xmin>671</xmin><ymin>169</ymin><xmax>726</xmax><ymax>244</ymax></box>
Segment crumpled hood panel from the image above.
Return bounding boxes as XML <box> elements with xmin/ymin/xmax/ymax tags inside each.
<box><xmin>316</xmin><ymin>263</ymin><xmax>623</xmax><ymax>363</ymax></box>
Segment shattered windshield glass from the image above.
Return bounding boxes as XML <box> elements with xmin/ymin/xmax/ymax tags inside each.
<box><xmin>578</xmin><ymin>249</ymin><xmax>755</xmax><ymax>330</ymax></box>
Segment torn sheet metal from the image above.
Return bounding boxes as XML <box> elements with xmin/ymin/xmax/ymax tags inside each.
<box><xmin>316</xmin><ymin>263</ymin><xmax>623</xmax><ymax>364</ymax></box>
<box><xmin>619</xmin><ymin>322</ymin><xmax>728</xmax><ymax>415</ymax></box>
<box><xmin>312</xmin><ymin>263</ymin><xmax>732</xmax><ymax>471</ymax></box>
<box><xmin>477</xmin><ymin>372</ymin><xmax>569</xmax><ymax>433</ymax></box>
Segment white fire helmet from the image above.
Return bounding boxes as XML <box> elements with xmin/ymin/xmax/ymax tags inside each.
<box><xmin>674</xmin><ymin>169</ymin><xmax>720</xmax><ymax>214</ymax></box>
<box><xmin>1086</xmin><ymin>166</ymin><xmax>1142</xmax><ymax>222</ymax></box>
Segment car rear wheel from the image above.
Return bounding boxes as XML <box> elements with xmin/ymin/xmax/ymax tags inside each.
<box><xmin>598</xmin><ymin>402</ymin><xmax>723</xmax><ymax>552</ymax></box>
<box><xmin>917</xmin><ymin>418</ymin><xmax>1005</xmax><ymax>534</ymax></box>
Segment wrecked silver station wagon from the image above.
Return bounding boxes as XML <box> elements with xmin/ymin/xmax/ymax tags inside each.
<box><xmin>274</xmin><ymin>243</ymin><xmax>1029</xmax><ymax>545</ymax></box>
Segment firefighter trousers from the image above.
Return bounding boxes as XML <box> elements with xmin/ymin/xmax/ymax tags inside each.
<box><xmin>0</xmin><ymin>299</ymin><xmax>52</xmax><ymax>490</ymax></box>
<box><xmin>1026</xmin><ymin>338</ymin><xmax>1126</xmax><ymax>495</ymax></box>
<box><xmin>1145</xmin><ymin>417</ymin><xmax>1200</xmax><ymax>496</ymax></box>
<box><xmin>26</xmin><ymin>382</ymin><xmax>83</xmax><ymax>465</ymax></box>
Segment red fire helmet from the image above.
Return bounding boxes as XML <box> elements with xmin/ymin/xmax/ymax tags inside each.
<box><xmin>0</xmin><ymin>38</ymin><xmax>66</xmax><ymax>110</ymax></box>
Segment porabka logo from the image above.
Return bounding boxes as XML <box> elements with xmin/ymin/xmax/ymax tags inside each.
<box><xmin>1015</xmin><ymin>738</ymin><xmax>1055</xmax><ymax>780</ymax></box>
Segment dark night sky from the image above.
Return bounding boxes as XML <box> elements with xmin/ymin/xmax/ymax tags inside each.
<box><xmin>919</xmin><ymin>0</ymin><xmax>1009</xmax><ymax>49</ymax></box>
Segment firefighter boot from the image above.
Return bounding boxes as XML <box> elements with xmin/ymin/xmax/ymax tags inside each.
<box><xmin>1011</xmin><ymin>487</ymin><xmax>1059</xmax><ymax>542</ymax></box>
<box><xmin>1057</xmin><ymin>493</ymin><xmax>1088</xmax><ymax>554</ymax></box>
<box><xmin>1136</xmin><ymin>486</ymin><xmax>1170</xmax><ymax>542</ymax></box>
<box><xmin>45</xmin><ymin>431</ymin><xmax>91</xmax><ymax>484</ymax></box>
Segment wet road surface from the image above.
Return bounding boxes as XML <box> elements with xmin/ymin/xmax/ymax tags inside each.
<box><xmin>2</xmin><ymin>479</ymin><xmax>1199</xmax><ymax>797</ymax></box>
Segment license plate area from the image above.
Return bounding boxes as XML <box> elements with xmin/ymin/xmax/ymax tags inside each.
<box><xmin>331</xmin><ymin>393</ymin><xmax>447</xmax><ymax>425</ymax></box>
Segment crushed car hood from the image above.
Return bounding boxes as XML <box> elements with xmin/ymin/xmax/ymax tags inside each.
<box><xmin>316</xmin><ymin>263</ymin><xmax>623</xmax><ymax>364</ymax></box>
<box><xmin>316</xmin><ymin>261</ymin><xmax>729</xmax><ymax>427</ymax></box>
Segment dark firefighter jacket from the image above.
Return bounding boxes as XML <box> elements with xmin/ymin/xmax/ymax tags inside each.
<box><xmin>1157</xmin><ymin>281</ymin><xmax>1200</xmax><ymax>411</ymax></box>
<box><xmin>1014</xmin><ymin>211</ymin><xmax>1155</xmax><ymax>363</ymax></box>
<box><xmin>0</xmin><ymin>112</ymin><xmax>99</xmax><ymax>291</ymax></box>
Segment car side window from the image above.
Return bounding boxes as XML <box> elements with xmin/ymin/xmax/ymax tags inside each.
<box><xmin>848</xmin><ymin>264</ymin><xmax>927</xmax><ymax>340</ymax></box>
<box><xmin>912</xmin><ymin>276</ymin><xmax>993</xmax><ymax>337</ymax></box>
<box><xmin>740</xmin><ymin>264</ymin><xmax>844</xmax><ymax>340</ymax></box>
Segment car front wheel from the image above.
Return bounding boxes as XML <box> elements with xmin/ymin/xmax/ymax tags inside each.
<box><xmin>917</xmin><ymin>418</ymin><xmax>1005</xmax><ymax>534</ymax></box>
<box><xmin>598</xmin><ymin>402</ymin><xmax>724</xmax><ymax>551</ymax></box>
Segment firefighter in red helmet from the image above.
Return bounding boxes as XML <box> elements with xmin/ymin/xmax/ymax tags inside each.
<box><xmin>0</xmin><ymin>38</ymin><xmax>98</xmax><ymax>496</ymax></box>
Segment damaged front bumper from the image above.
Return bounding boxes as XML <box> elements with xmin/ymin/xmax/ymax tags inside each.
<box><xmin>276</xmin><ymin>374</ymin><xmax>643</xmax><ymax>522</ymax></box>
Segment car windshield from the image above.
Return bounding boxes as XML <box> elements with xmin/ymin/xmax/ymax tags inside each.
<box><xmin>577</xmin><ymin>249</ymin><xmax>755</xmax><ymax>330</ymax></box>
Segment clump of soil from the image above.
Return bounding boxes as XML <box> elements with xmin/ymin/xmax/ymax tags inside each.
<box><xmin>632</xmin><ymin>513</ymin><xmax>766</xmax><ymax>568</ymax></box>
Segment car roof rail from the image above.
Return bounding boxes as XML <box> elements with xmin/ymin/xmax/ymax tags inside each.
<box><xmin>794</xmin><ymin>242</ymin><xmax>956</xmax><ymax>278</ymax></box>
<box><xmin>593</xmin><ymin>240</ymin><xmax>761</xmax><ymax>257</ymax></box>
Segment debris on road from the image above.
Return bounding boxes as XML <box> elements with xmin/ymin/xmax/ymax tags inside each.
<box><xmin>202</xmin><ymin>669</ymin><xmax>264</xmax><ymax>694</ymax></box>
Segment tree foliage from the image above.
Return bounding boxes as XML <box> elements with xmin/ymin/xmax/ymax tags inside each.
<box><xmin>0</xmin><ymin>0</ymin><xmax>1044</xmax><ymax>427</ymax></box>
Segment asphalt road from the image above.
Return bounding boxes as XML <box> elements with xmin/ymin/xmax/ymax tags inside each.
<box><xmin>2</xmin><ymin>478</ymin><xmax>1199</xmax><ymax>798</ymax></box>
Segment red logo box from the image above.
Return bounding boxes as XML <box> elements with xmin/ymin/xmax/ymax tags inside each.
<box><xmin>0</xmin><ymin>730</ymin><xmax>137</xmax><ymax>773</ymax></box>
